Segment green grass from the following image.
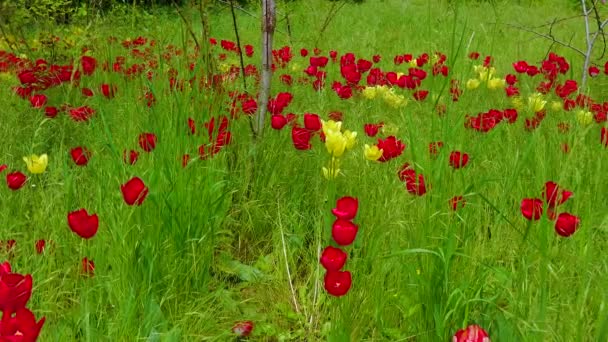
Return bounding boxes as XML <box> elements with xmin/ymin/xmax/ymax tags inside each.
<box><xmin>1</xmin><ymin>0</ymin><xmax>608</xmax><ymax>340</ymax></box>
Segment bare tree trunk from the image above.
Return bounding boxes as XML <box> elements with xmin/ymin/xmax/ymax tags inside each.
<box><xmin>254</xmin><ymin>0</ymin><xmax>276</xmax><ymax>138</ymax></box>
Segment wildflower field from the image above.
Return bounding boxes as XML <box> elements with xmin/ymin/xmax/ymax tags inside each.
<box><xmin>1</xmin><ymin>0</ymin><xmax>608</xmax><ymax>340</ymax></box>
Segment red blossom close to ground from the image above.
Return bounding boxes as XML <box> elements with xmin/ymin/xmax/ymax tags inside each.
<box><xmin>521</xmin><ymin>198</ymin><xmax>543</xmax><ymax>221</ymax></box>
<box><xmin>324</xmin><ymin>270</ymin><xmax>352</xmax><ymax>297</ymax></box>
<box><xmin>120</xmin><ymin>177</ymin><xmax>149</xmax><ymax>206</ymax></box>
<box><xmin>67</xmin><ymin>209</ymin><xmax>99</xmax><ymax>239</ymax></box>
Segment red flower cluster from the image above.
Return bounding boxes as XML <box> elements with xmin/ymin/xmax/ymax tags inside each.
<box><xmin>398</xmin><ymin>163</ymin><xmax>429</xmax><ymax>196</ymax></box>
<box><xmin>520</xmin><ymin>181</ymin><xmax>580</xmax><ymax>237</ymax></box>
<box><xmin>465</xmin><ymin>108</ymin><xmax>518</xmax><ymax>133</ymax></box>
<box><xmin>322</xmin><ymin>196</ymin><xmax>359</xmax><ymax>297</ymax></box>
<box><xmin>377</xmin><ymin>136</ymin><xmax>405</xmax><ymax>162</ymax></box>
<box><xmin>453</xmin><ymin>324</ymin><xmax>490</xmax><ymax>342</ymax></box>
<box><xmin>0</xmin><ymin>261</ymin><xmax>45</xmax><ymax>341</ymax></box>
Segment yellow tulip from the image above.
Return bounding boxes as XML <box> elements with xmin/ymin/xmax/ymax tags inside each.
<box><xmin>290</xmin><ymin>62</ymin><xmax>301</xmax><ymax>72</ymax></box>
<box><xmin>528</xmin><ymin>93</ymin><xmax>547</xmax><ymax>112</ymax></box>
<box><xmin>23</xmin><ymin>154</ymin><xmax>48</xmax><ymax>174</ymax></box>
<box><xmin>466</xmin><ymin>79</ymin><xmax>480</xmax><ymax>90</ymax></box>
<box><xmin>576</xmin><ymin>110</ymin><xmax>593</xmax><ymax>125</ymax></box>
<box><xmin>344</xmin><ymin>130</ymin><xmax>357</xmax><ymax>150</ymax></box>
<box><xmin>511</xmin><ymin>96</ymin><xmax>524</xmax><ymax>111</ymax></box>
<box><xmin>364</xmin><ymin>144</ymin><xmax>383</xmax><ymax>161</ymax></box>
<box><xmin>381</xmin><ymin>123</ymin><xmax>399</xmax><ymax>136</ymax></box>
<box><xmin>409</xmin><ymin>59</ymin><xmax>418</xmax><ymax>67</ymax></box>
<box><xmin>219</xmin><ymin>63</ymin><xmax>231</xmax><ymax>73</ymax></box>
<box><xmin>325</xmin><ymin>130</ymin><xmax>347</xmax><ymax>157</ymax></box>
<box><xmin>551</xmin><ymin>101</ymin><xmax>563</xmax><ymax>112</ymax></box>
<box><xmin>321</xmin><ymin>120</ymin><xmax>342</xmax><ymax>135</ymax></box>
<box><xmin>362</xmin><ymin>86</ymin><xmax>377</xmax><ymax>100</ymax></box>
<box><xmin>487</xmin><ymin>78</ymin><xmax>505</xmax><ymax>90</ymax></box>
<box><xmin>375</xmin><ymin>85</ymin><xmax>389</xmax><ymax>96</ymax></box>
<box><xmin>383</xmin><ymin>92</ymin><xmax>407</xmax><ymax>108</ymax></box>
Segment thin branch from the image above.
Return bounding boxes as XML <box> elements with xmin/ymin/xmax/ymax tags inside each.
<box><xmin>172</xmin><ymin>1</ymin><xmax>200</xmax><ymax>49</ymax></box>
<box><xmin>528</xmin><ymin>14</ymin><xmax>585</xmax><ymax>29</ymax></box>
<box><xmin>313</xmin><ymin>1</ymin><xmax>346</xmax><ymax>47</ymax></box>
<box><xmin>504</xmin><ymin>22</ymin><xmax>587</xmax><ymax>57</ymax></box>
<box><xmin>229</xmin><ymin>0</ymin><xmax>248</xmax><ymax>91</ymax></box>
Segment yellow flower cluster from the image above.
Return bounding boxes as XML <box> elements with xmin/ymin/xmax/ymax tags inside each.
<box><xmin>363</xmin><ymin>144</ymin><xmax>383</xmax><ymax>161</ymax></box>
<box><xmin>466</xmin><ymin>65</ymin><xmax>505</xmax><ymax>90</ymax></box>
<box><xmin>23</xmin><ymin>154</ymin><xmax>48</xmax><ymax>174</ymax></box>
<box><xmin>321</xmin><ymin>120</ymin><xmax>357</xmax><ymax>179</ymax></box>
<box><xmin>576</xmin><ymin>110</ymin><xmax>593</xmax><ymax>125</ymax></box>
<box><xmin>527</xmin><ymin>93</ymin><xmax>547</xmax><ymax>112</ymax></box>
<box><xmin>362</xmin><ymin>85</ymin><xmax>407</xmax><ymax>108</ymax></box>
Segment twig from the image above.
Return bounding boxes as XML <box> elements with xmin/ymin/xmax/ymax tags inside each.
<box><xmin>314</xmin><ymin>1</ymin><xmax>346</xmax><ymax>47</ymax></box>
<box><xmin>229</xmin><ymin>0</ymin><xmax>248</xmax><ymax>91</ymax></box>
<box><xmin>172</xmin><ymin>1</ymin><xmax>200</xmax><ymax>49</ymax></box>
<box><xmin>504</xmin><ymin>22</ymin><xmax>587</xmax><ymax>57</ymax></box>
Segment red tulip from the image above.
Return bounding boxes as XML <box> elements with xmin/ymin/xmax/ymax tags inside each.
<box><xmin>100</xmin><ymin>83</ymin><xmax>116</xmax><ymax>98</ymax></box>
<box><xmin>413</xmin><ymin>90</ymin><xmax>429</xmax><ymax>101</ymax></box>
<box><xmin>303</xmin><ymin>113</ymin><xmax>322</xmax><ymax>132</ymax></box>
<box><xmin>320</xmin><ymin>246</ymin><xmax>347</xmax><ymax>271</ymax></box>
<box><xmin>69</xmin><ymin>106</ymin><xmax>95</xmax><ymax>122</ymax></box>
<box><xmin>331</xmin><ymin>196</ymin><xmax>359</xmax><ymax>220</ymax></box>
<box><xmin>331</xmin><ymin>219</ymin><xmax>358</xmax><ymax>246</ymax></box>
<box><xmin>2</xmin><ymin>240</ymin><xmax>16</xmax><ymax>254</ymax></box>
<box><xmin>0</xmin><ymin>261</ymin><xmax>10</xmax><ymax>275</ymax></box>
<box><xmin>0</xmin><ymin>272</ymin><xmax>33</xmax><ymax>314</ymax></box>
<box><xmin>138</xmin><ymin>132</ymin><xmax>157</xmax><ymax>152</ymax></box>
<box><xmin>324</xmin><ymin>270</ymin><xmax>352</xmax><ymax>297</ymax></box>
<box><xmin>6</xmin><ymin>171</ymin><xmax>27</xmax><ymax>190</ymax></box>
<box><xmin>449</xmin><ymin>151</ymin><xmax>470</xmax><ymax>169</ymax></box>
<box><xmin>555</xmin><ymin>213</ymin><xmax>580</xmax><ymax>237</ymax></box>
<box><xmin>232</xmin><ymin>320</ymin><xmax>254</xmax><ymax>337</ymax></box>
<box><xmin>29</xmin><ymin>94</ymin><xmax>47</xmax><ymax>108</ymax></box>
<box><xmin>67</xmin><ymin>209</ymin><xmax>99</xmax><ymax>239</ymax></box>
<box><xmin>271</xmin><ymin>115</ymin><xmax>288</xmax><ymax>130</ymax></box>
<box><xmin>0</xmin><ymin>308</ymin><xmax>46</xmax><ymax>341</ymax></box>
<box><xmin>453</xmin><ymin>324</ymin><xmax>490</xmax><ymax>342</ymax></box>
<box><xmin>182</xmin><ymin>154</ymin><xmax>190</xmax><ymax>167</ymax></box>
<box><xmin>429</xmin><ymin>141</ymin><xmax>444</xmax><ymax>158</ymax></box>
<box><xmin>449</xmin><ymin>196</ymin><xmax>466</xmax><ymax>211</ymax></box>
<box><xmin>35</xmin><ymin>239</ymin><xmax>46</xmax><ymax>254</ymax></box>
<box><xmin>81</xmin><ymin>56</ymin><xmax>97</xmax><ymax>75</ymax></box>
<box><xmin>601</xmin><ymin>127</ymin><xmax>608</xmax><ymax>147</ymax></box>
<box><xmin>542</xmin><ymin>181</ymin><xmax>572</xmax><ymax>209</ymax></box>
<box><xmin>82</xmin><ymin>257</ymin><xmax>95</xmax><ymax>277</ymax></box>
<box><xmin>0</xmin><ymin>164</ymin><xmax>7</xmax><ymax>173</ymax></box>
<box><xmin>241</xmin><ymin>99</ymin><xmax>257</xmax><ymax>115</ymax></box>
<box><xmin>362</xmin><ymin>123</ymin><xmax>378</xmax><ymax>137</ymax></box>
<box><xmin>123</xmin><ymin>149</ymin><xmax>139</xmax><ymax>165</ymax></box>
<box><xmin>121</xmin><ymin>177</ymin><xmax>149</xmax><ymax>206</ymax></box>
<box><xmin>70</xmin><ymin>147</ymin><xmax>92</xmax><ymax>166</ymax></box>
<box><xmin>589</xmin><ymin>66</ymin><xmax>600</xmax><ymax>77</ymax></box>
<box><xmin>520</xmin><ymin>198</ymin><xmax>543</xmax><ymax>220</ymax></box>
<box><xmin>44</xmin><ymin>106</ymin><xmax>58</xmax><ymax>118</ymax></box>
<box><xmin>291</xmin><ymin>126</ymin><xmax>312</xmax><ymax>150</ymax></box>
<box><xmin>405</xmin><ymin>172</ymin><xmax>429</xmax><ymax>196</ymax></box>
<box><xmin>328</xmin><ymin>111</ymin><xmax>343</xmax><ymax>121</ymax></box>
<box><xmin>81</xmin><ymin>87</ymin><xmax>94</xmax><ymax>97</ymax></box>
<box><xmin>377</xmin><ymin>136</ymin><xmax>406</xmax><ymax>162</ymax></box>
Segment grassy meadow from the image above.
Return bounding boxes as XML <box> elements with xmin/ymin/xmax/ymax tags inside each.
<box><xmin>1</xmin><ymin>0</ymin><xmax>608</xmax><ymax>340</ymax></box>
